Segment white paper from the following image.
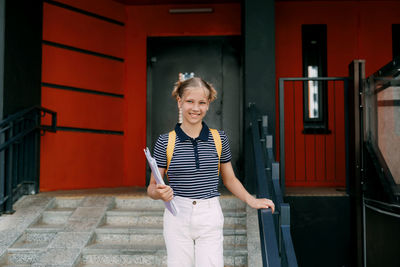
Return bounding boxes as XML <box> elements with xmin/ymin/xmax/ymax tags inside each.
<box><xmin>144</xmin><ymin>147</ymin><xmax>179</xmax><ymax>216</ymax></box>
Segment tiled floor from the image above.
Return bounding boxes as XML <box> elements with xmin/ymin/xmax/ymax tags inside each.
<box><xmin>285</xmin><ymin>186</ymin><xmax>347</xmax><ymax>196</ymax></box>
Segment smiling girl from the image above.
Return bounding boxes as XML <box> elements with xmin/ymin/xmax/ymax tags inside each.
<box><xmin>147</xmin><ymin>76</ymin><xmax>275</xmax><ymax>267</ymax></box>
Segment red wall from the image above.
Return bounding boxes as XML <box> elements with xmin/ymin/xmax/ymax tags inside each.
<box><xmin>40</xmin><ymin>0</ymin><xmax>126</xmax><ymax>191</ymax></box>
<box><xmin>40</xmin><ymin>1</ymin><xmax>241</xmax><ymax>191</ymax></box>
<box><xmin>275</xmin><ymin>1</ymin><xmax>400</xmax><ymax>187</ymax></box>
<box><xmin>41</xmin><ymin>0</ymin><xmax>400</xmax><ymax>190</ymax></box>
<box><xmin>124</xmin><ymin>3</ymin><xmax>241</xmax><ymax>187</ymax></box>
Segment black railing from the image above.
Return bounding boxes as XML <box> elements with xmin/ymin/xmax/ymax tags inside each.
<box><xmin>361</xmin><ymin>58</ymin><xmax>400</xmax><ymax>266</ymax></box>
<box><xmin>363</xmin><ymin>58</ymin><xmax>400</xmax><ymax>203</ymax></box>
<box><xmin>278</xmin><ymin>77</ymin><xmax>350</xmax><ymax>190</ymax></box>
<box><xmin>0</xmin><ymin>106</ymin><xmax>56</xmax><ymax>215</ymax></box>
<box><xmin>249</xmin><ymin>104</ymin><xmax>298</xmax><ymax>267</ymax></box>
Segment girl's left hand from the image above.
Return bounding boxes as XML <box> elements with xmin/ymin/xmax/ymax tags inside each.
<box><xmin>248</xmin><ymin>198</ymin><xmax>275</xmax><ymax>213</ymax></box>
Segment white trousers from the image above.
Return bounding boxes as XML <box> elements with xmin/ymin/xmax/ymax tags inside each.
<box><xmin>163</xmin><ymin>196</ymin><xmax>224</xmax><ymax>267</ymax></box>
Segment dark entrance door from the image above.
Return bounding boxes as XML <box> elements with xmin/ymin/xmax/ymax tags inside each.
<box><xmin>147</xmin><ymin>36</ymin><xmax>242</xmax><ymax>184</ymax></box>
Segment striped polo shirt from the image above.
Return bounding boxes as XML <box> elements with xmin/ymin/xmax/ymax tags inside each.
<box><xmin>153</xmin><ymin>122</ymin><xmax>232</xmax><ymax>199</ymax></box>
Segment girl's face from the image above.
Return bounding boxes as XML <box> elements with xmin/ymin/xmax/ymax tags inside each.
<box><xmin>177</xmin><ymin>87</ymin><xmax>210</xmax><ymax>127</ymax></box>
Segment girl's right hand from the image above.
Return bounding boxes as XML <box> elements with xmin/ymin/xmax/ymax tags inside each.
<box><xmin>155</xmin><ymin>184</ymin><xmax>174</xmax><ymax>202</ymax></box>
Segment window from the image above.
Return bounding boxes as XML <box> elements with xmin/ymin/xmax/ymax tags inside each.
<box><xmin>393</xmin><ymin>24</ymin><xmax>400</xmax><ymax>60</ymax></box>
<box><xmin>302</xmin><ymin>24</ymin><xmax>330</xmax><ymax>134</ymax></box>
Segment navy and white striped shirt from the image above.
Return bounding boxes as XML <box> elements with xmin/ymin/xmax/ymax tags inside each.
<box><xmin>153</xmin><ymin>122</ymin><xmax>232</xmax><ymax>199</ymax></box>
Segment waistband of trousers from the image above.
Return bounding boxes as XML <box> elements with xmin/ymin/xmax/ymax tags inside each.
<box><xmin>173</xmin><ymin>196</ymin><xmax>220</xmax><ymax>207</ymax></box>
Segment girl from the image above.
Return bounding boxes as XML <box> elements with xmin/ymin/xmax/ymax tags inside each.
<box><xmin>147</xmin><ymin>76</ymin><xmax>275</xmax><ymax>267</ymax></box>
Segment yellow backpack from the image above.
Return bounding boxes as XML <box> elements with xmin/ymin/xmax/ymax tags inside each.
<box><xmin>166</xmin><ymin>129</ymin><xmax>222</xmax><ymax>175</ymax></box>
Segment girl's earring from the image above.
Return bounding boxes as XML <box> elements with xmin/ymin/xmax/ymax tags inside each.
<box><xmin>178</xmin><ymin>107</ymin><xmax>183</xmax><ymax>123</ymax></box>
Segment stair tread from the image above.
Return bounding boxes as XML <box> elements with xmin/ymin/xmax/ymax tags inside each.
<box><xmin>108</xmin><ymin>209</ymin><xmax>246</xmax><ymax>216</ymax></box>
<box><xmin>95</xmin><ymin>226</ymin><xmax>246</xmax><ymax>235</ymax></box>
<box><xmin>83</xmin><ymin>245</ymin><xmax>248</xmax><ymax>255</ymax></box>
<box><xmin>27</xmin><ymin>225</ymin><xmax>65</xmax><ymax>231</ymax></box>
<box><xmin>79</xmin><ymin>265</ymin><xmax>152</xmax><ymax>267</ymax></box>
<box><xmin>7</xmin><ymin>247</ymin><xmax>45</xmax><ymax>253</ymax></box>
<box><xmin>9</xmin><ymin>242</ymin><xmax>49</xmax><ymax>250</ymax></box>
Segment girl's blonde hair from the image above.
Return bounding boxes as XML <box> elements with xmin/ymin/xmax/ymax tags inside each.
<box><xmin>171</xmin><ymin>77</ymin><xmax>217</xmax><ymax>102</ymax></box>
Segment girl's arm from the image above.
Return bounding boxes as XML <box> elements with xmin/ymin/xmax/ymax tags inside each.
<box><xmin>221</xmin><ymin>162</ymin><xmax>275</xmax><ymax>212</ymax></box>
<box><xmin>147</xmin><ymin>167</ymin><xmax>174</xmax><ymax>202</ymax></box>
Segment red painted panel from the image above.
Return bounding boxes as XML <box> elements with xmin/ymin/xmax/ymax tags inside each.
<box><xmin>305</xmin><ymin>135</ymin><xmax>316</xmax><ymax>182</ymax></box>
<box><xmin>42</xmin><ymin>86</ymin><xmax>123</xmax><ymax>131</ymax></box>
<box><xmin>315</xmin><ymin>135</ymin><xmax>326</xmax><ymax>182</ymax></box>
<box><xmin>42</xmin><ymin>45</ymin><xmax>124</xmax><ymax>95</ymax></box>
<box><xmin>53</xmin><ymin>0</ymin><xmax>125</xmax><ymax>22</ymax></box>
<box><xmin>284</xmin><ymin>82</ymin><xmax>295</xmax><ymax>183</ymax></box>
<box><xmin>40</xmin><ymin>131</ymin><xmax>124</xmax><ymax>191</ymax></box>
<box><xmin>124</xmin><ymin>4</ymin><xmax>241</xmax><ymax>187</ymax></box>
<box><xmin>43</xmin><ymin>3</ymin><xmax>124</xmax><ymax>58</ymax></box>
<box><xmin>293</xmin><ymin>82</ymin><xmax>305</xmax><ymax>182</ymax></box>
<box><xmin>358</xmin><ymin>2</ymin><xmax>398</xmax><ymax>76</ymax></box>
<box><xmin>325</xmin><ymin>82</ymin><xmax>336</xmax><ymax>183</ymax></box>
<box><xmin>335</xmin><ymin>82</ymin><xmax>346</xmax><ymax>184</ymax></box>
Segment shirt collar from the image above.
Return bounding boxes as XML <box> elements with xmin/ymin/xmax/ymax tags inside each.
<box><xmin>175</xmin><ymin>122</ymin><xmax>210</xmax><ymax>142</ymax></box>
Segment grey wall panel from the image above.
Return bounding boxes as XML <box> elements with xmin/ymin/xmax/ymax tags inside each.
<box><xmin>244</xmin><ymin>0</ymin><xmax>276</xmax><ymax>193</ymax></box>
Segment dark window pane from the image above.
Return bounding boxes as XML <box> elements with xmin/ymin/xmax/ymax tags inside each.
<box><xmin>302</xmin><ymin>24</ymin><xmax>329</xmax><ymax>134</ymax></box>
<box><xmin>393</xmin><ymin>24</ymin><xmax>400</xmax><ymax>60</ymax></box>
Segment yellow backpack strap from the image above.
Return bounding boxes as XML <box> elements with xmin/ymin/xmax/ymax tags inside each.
<box><xmin>210</xmin><ymin>129</ymin><xmax>222</xmax><ymax>175</ymax></box>
<box><xmin>166</xmin><ymin>130</ymin><xmax>176</xmax><ymax>173</ymax></box>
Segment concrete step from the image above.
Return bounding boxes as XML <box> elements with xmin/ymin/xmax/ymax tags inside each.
<box><xmin>10</xmin><ymin>231</ymin><xmax>57</xmax><ymax>250</ymax></box>
<box><xmin>28</xmin><ymin>210</ymin><xmax>72</xmax><ymax>231</ymax></box>
<box><xmin>91</xmin><ymin>227</ymin><xmax>247</xmax><ymax>247</ymax></box>
<box><xmin>0</xmin><ymin>195</ymin><xmax>252</xmax><ymax>267</ymax></box>
<box><xmin>2</xmin><ymin>250</ymin><xmax>45</xmax><ymax>266</ymax></box>
<box><xmin>79</xmin><ymin>247</ymin><xmax>247</xmax><ymax>267</ymax></box>
<box><xmin>23</xmin><ymin>199</ymin><xmax>82</xmax><ymax>232</ymax></box>
<box><xmin>46</xmin><ymin>197</ymin><xmax>83</xmax><ymax>211</ymax></box>
<box><xmin>112</xmin><ymin>197</ymin><xmax>246</xmax><ymax>212</ymax></box>
<box><xmin>101</xmin><ymin>210</ymin><xmax>247</xmax><ymax>230</ymax></box>
<box><xmin>76</xmin><ymin>196</ymin><xmax>249</xmax><ymax>266</ymax></box>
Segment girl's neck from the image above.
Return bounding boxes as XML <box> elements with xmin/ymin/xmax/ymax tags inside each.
<box><xmin>180</xmin><ymin>122</ymin><xmax>202</xmax><ymax>138</ymax></box>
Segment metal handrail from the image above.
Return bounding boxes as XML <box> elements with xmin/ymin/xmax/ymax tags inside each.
<box><xmin>249</xmin><ymin>104</ymin><xmax>298</xmax><ymax>267</ymax></box>
<box><xmin>364</xmin><ymin>197</ymin><xmax>400</xmax><ymax>219</ymax></box>
<box><xmin>0</xmin><ymin>106</ymin><xmax>56</xmax><ymax>127</ymax></box>
<box><xmin>0</xmin><ymin>107</ymin><xmax>57</xmax><ymax>152</ymax></box>
<box><xmin>364</xmin><ymin>198</ymin><xmax>400</xmax><ymax>209</ymax></box>
<box><xmin>364</xmin><ymin>203</ymin><xmax>400</xmax><ymax>219</ymax></box>
<box><xmin>0</xmin><ymin>106</ymin><xmax>57</xmax><ymax>214</ymax></box>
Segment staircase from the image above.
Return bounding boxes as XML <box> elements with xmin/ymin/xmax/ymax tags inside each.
<box><xmin>0</xmin><ymin>193</ymin><xmax>261</xmax><ymax>267</ymax></box>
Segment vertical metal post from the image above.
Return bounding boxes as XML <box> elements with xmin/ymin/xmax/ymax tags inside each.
<box><xmin>0</xmin><ymin>147</ymin><xmax>4</xmax><ymax>214</ymax></box>
<box><xmin>349</xmin><ymin>60</ymin><xmax>366</xmax><ymax>267</ymax></box>
<box><xmin>344</xmin><ymin>78</ymin><xmax>350</xmax><ymax>195</ymax></box>
<box><xmin>362</xmin><ymin>198</ymin><xmax>367</xmax><ymax>267</ymax></box>
<box><xmin>26</xmin><ymin>131</ymin><xmax>32</xmax><ymax>184</ymax></box>
<box><xmin>5</xmin><ymin>122</ymin><xmax>14</xmax><ymax>213</ymax></box>
<box><xmin>280</xmin><ymin>203</ymin><xmax>291</xmax><ymax>256</ymax></box>
<box><xmin>359</xmin><ymin>61</ymin><xmax>366</xmax><ymax>267</ymax></box>
<box><xmin>279</xmin><ymin>78</ymin><xmax>286</xmax><ymax>196</ymax></box>
<box><xmin>33</xmin><ymin>112</ymin><xmax>40</xmax><ymax>194</ymax></box>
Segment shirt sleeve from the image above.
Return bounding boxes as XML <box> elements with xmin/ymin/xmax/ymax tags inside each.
<box><xmin>153</xmin><ymin>134</ymin><xmax>167</xmax><ymax>168</ymax></box>
<box><xmin>219</xmin><ymin>130</ymin><xmax>232</xmax><ymax>163</ymax></box>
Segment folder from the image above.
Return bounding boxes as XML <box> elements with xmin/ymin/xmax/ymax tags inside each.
<box><xmin>144</xmin><ymin>147</ymin><xmax>179</xmax><ymax>216</ymax></box>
